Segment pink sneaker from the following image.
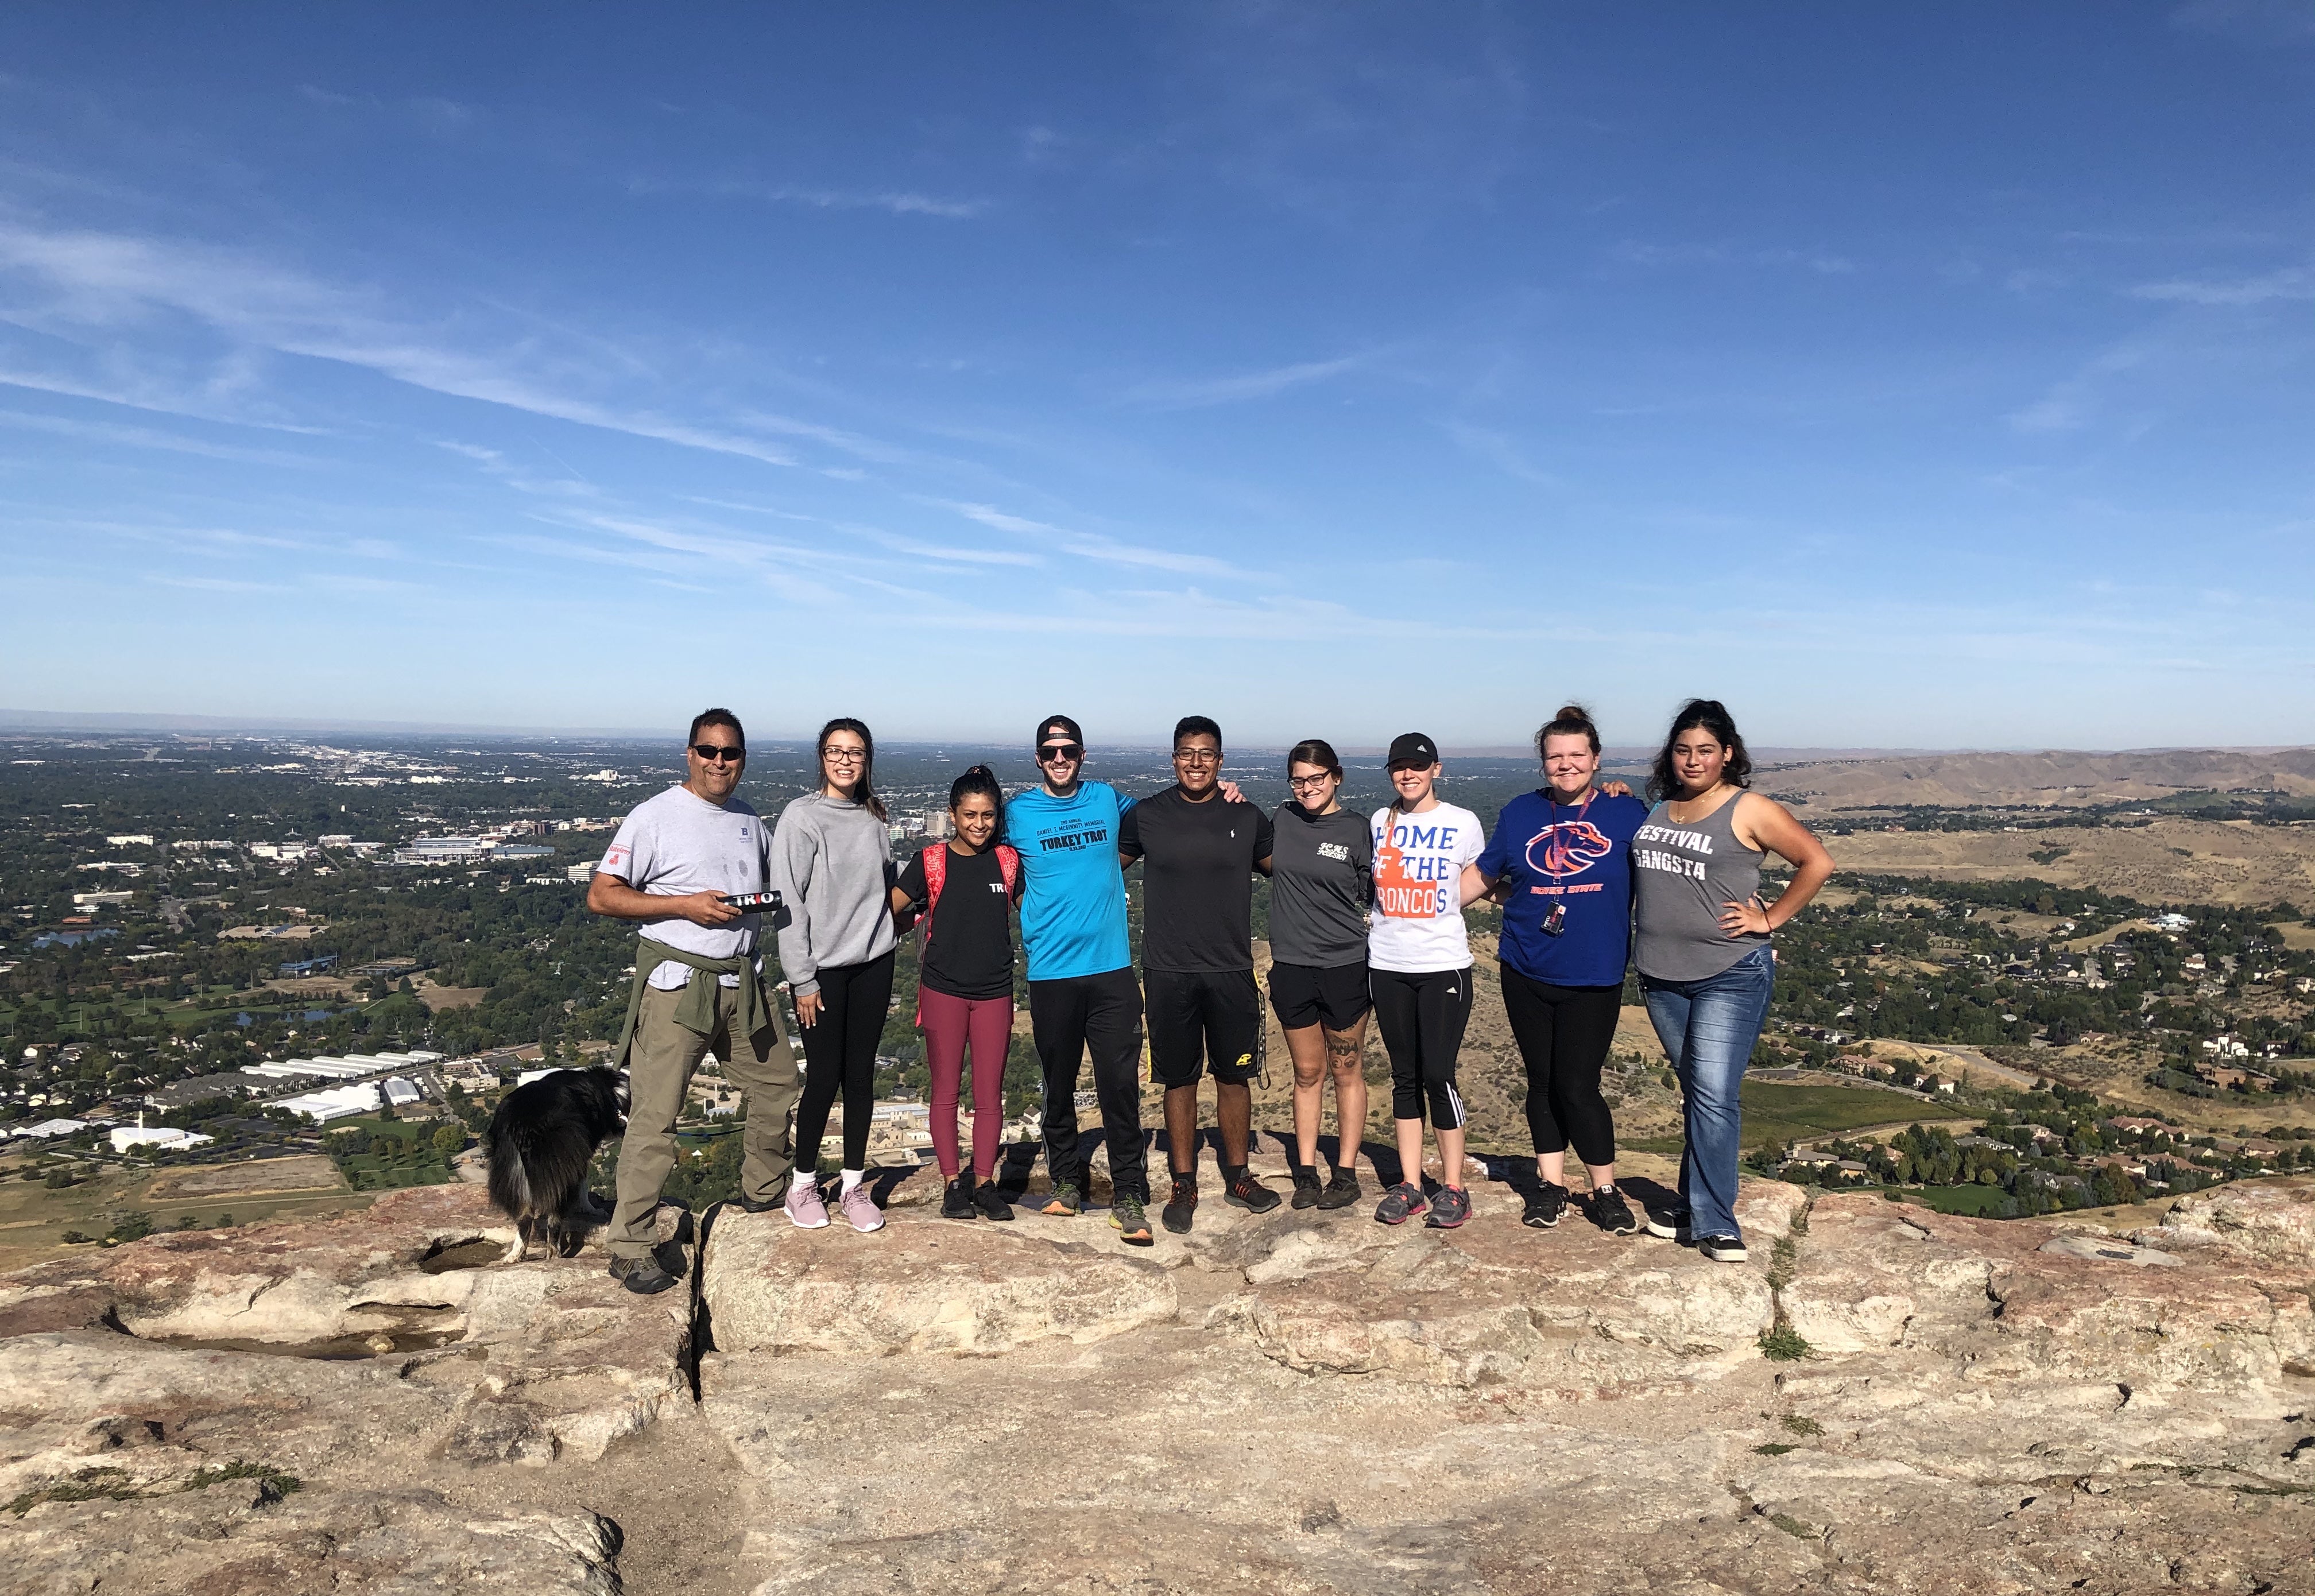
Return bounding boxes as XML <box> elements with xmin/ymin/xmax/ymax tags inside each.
<box><xmin>838</xmin><ymin>1184</ymin><xmax>885</xmax><ymax>1233</ymax></box>
<box><xmin>784</xmin><ymin>1179</ymin><xmax>829</xmax><ymax>1229</ymax></box>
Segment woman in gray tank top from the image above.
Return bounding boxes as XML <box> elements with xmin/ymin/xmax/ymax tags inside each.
<box><xmin>1630</xmin><ymin>699</ymin><xmax>1833</xmax><ymax>1263</ymax></box>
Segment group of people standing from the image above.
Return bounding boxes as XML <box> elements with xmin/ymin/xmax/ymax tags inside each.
<box><xmin>584</xmin><ymin>699</ymin><xmax>1831</xmax><ymax>1297</ymax></box>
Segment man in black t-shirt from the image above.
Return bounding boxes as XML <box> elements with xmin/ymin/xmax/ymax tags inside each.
<box><xmin>1118</xmin><ymin>715</ymin><xmax>1277</xmax><ymax>1233</ymax></box>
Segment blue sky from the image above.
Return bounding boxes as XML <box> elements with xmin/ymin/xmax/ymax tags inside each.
<box><xmin>3</xmin><ymin>3</ymin><xmax>2313</xmax><ymax>750</ymax></box>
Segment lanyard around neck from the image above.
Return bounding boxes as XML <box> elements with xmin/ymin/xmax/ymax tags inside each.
<box><xmin>1543</xmin><ymin>787</ymin><xmax>1596</xmax><ymax>885</ymax></box>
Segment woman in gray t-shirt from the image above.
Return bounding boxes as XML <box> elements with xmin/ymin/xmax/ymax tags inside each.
<box><xmin>1630</xmin><ymin>699</ymin><xmax>1833</xmax><ymax>1264</ymax></box>
<box><xmin>1266</xmin><ymin>738</ymin><xmax>1375</xmax><ymax>1211</ymax></box>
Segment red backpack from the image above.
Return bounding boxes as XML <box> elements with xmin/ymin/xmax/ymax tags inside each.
<box><xmin>912</xmin><ymin>842</ymin><xmax>1020</xmax><ymax>1024</ymax></box>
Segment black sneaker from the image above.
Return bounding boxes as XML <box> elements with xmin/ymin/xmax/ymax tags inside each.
<box><xmin>1162</xmin><ymin>1175</ymin><xmax>1199</xmax><ymax>1234</ymax></box>
<box><xmin>1291</xmin><ymin>1169</ymin><xmax>1323</xmax><ymax>1210</ymax></box>
<box><xmin>1589</xmin><ymin>1186</ymin><xmax>1640</xmax><ymax>1236</ymax></box>
<box><xmin>1317</xmin><ymin>1168</ymin><xmax>1362</xmax><ymax>1210</ymax></box>
<box><xmin>971</xmin><ymin>1181</ymin><xmax>1015</xmax><ymax>1222</ymax></box>
<box><xmin>1522</xmin><ymin>1181</ymin><xmax>1568</xmax><ymax>1229</ymax></box>
<box><xmin>1225</xmin><ymin>1168</ymin><xmax>1282</xmax><ymax>1214</ymax></box>
<box><xmin>608</xmin><ymin>1256</ymin><xmax>678</xmax><ymax>1296</ymax></box>
<box><xmin>1697</xmin><ymin>1234</ymin><xmax>1749</xmax><ymax>1264</ymax></box>
<box><xmin>1644</xmin><ymin>1203</ymin><xmax>1692</xmax><ymax>1243</ymax></box>
<box><xmin>940</xmin><ymin>1176</ymin><xmax>977</xmax><ymax>1221</ymax></box>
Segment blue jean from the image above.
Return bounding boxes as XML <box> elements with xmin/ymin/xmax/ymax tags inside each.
<box><xmin>1640</xmin><ymin>945</ymin><xmax>1774</xmax><ymax>1242</ymax></box>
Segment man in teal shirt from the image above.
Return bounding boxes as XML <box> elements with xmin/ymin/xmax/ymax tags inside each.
<box><xmin>1006</xmin><ymin>715</ymin><xmax>1153</xmax><ymax>1242</ymax></box>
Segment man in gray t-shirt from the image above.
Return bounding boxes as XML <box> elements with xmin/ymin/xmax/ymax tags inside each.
<box><xmin>587</xmin><ymin>708</ymin><xmax>800</xmax><ymax>1295</ymax></box>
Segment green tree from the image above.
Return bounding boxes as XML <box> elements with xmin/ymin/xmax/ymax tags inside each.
<box><xmin>431</xmin><ymin>1123</ymin><xmax>466</xmax><ymax>1159</ymax></box>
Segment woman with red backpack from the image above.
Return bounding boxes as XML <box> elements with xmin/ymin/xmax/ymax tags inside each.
<box><xmin>889</xmin><ymin>764</ymin><xmax>1021</xmax><ymax>1221</ymax></box>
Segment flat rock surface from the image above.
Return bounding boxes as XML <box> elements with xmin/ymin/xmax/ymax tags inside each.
<box><xmin>5</xmin><ymin>1163</ymin><xmax>2313</xmax><ymax>1594</ymax></box>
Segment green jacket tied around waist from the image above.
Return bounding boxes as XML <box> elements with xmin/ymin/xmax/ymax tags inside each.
<box><xmin>610</xmin><ymin>937</ymin><xmax>784</xmax><ymax>1070</ymax></box>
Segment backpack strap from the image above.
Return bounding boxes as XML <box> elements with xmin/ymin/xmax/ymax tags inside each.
<box><xmin>921</xmin><ymin>840</ymin><xmax>949</xmax><ymax>914</ymax></box>
<box><xmin>995</xmin><ymin>844</ymin><xmax>1020</xmax><ymax>898</ymax></box>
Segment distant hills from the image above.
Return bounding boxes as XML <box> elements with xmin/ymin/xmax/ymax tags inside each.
<box><xmin>1754</xmin><ymin>748</ymin><xmax>2315</xmax><ymax>811</ymax></box>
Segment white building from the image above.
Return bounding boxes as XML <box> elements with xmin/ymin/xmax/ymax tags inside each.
<box><xmin>110</xmin><ymin>1124</ymin><xmax>214</xmax><ymax>1154</ymax></box>
<box><xmin>277</xmin><ymin>1083</ymin><xmax>385</xmax><ymax>1122</ymax></box>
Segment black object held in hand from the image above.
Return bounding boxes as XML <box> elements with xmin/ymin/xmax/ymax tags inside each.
<box><xmin>721</xmin><ymin>890</ymin><xmax>784</xmax><ymax>911</ymax></box>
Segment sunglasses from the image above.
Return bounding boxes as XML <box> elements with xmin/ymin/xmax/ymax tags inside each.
<box><xmin>691</xmin><ymin>744</ymin><xmax>746</xmax><ymax>763</ymax></box>
<box><xmin>1038</xmin><ymin>743</ymin><xmax>1083</xmax><ymax>762</ymax></box>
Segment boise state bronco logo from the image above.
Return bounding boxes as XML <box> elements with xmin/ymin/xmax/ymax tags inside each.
<box><xmin>1526</xmin><ymin>820</ymin><xmax>1612</xmax><ymax>877</ymax></box>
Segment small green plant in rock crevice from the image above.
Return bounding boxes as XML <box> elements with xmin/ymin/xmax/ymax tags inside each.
<box><xmin>1758</xmin><ymin>1323</ymin><xmax>1813</xmax><ymax>1361</ymax></box>
<box><xmin>1780</xmin><ymin>1413</ymin><xmax>1825</xmax><ymax>1436</ymax></box>
<box><xmin>1753</xmin><ymin>1442</ymin><xmax>1798</xmax><ymax>1456</ymax></box>
<box><xmin>5</xmin><ymin>1467</ymin><xmax>139</xmax><ymax>1516</ymax></box>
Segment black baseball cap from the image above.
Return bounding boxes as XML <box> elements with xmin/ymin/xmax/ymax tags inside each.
<box><xmin>1035</xmin><ymin>715</ymin><xmax>1083</xmax><ymax>751</ymax></box>
<box><xmin>1387</xmin><ymin>732</ymin><xmax>1440</xmax><ymax>769</ymax></box>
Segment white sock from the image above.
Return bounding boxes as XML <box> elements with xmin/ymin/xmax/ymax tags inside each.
<box><xmin>839</xmin><ymin>1168</ymin><xmax>864</xmax><ymax>1195</ymax></box>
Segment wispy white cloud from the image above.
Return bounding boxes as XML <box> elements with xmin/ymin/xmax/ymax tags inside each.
<box><xmin>0</xmin><ymin>220</ymin><xmax>888</xmax><ymax>472</ymax></box>
<box><xmin>2128</xmin><ymin>264</ymin><xmax>2315</xmax><ymax>305</ymax></box>
<box><xmin>944</xmin><ymin>500</ymin><xmax>1255</xmax><ymax>579</ymax></box>
<box><xmin>1122</xmin><ymin>352</ymin><xmax>1369</xmax><ymax>409</ymax></box>
<box><xmin>624</xmin><ymin>176</ymin><xmax>985</xmax><ymax>219</ymax></box>
<box><xmin>1612</xmin><ymin>241</ymin><xmax>1856</xmax><ymax>275</ymax></box>
<box><xmin>0</xmin><ymin>407</ymin><xmax>319</xmax><ymax>464</ymax></box>
<box><xmin>1438</xmin><ymin>420</ymin><xmax>1561</xmax><ymax>487</ymax></box>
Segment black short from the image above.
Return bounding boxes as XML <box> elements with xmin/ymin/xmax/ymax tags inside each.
<box><xmin>1268</xmin><ymin>960</ymin><xmax>1371</xmax><ymax>1032</ymax></box>
<box><xmin>1145</xmin><ymin>967</ymin><xmax>1261</xmax><ymax>1088</ymax></box>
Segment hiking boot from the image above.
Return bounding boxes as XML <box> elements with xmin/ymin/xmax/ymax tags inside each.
<box><xmin>1224</xmin><ymin>1167</ymin><xmax>1281</xmax><ymax>1214</ymax></box>
<box><xmin>1291</xmin><ymin>1168</ymin><xmax>1323</xmax><ymax>1210</ymax></box>
<box><xmin>1522</xmin><ymin>1181</ymin><xmax>1568</xmax><ymax>1229</ymax></box>
<box><xmin>940</xmin><ymin>1176</ymin><xmax>977</xmax><ymax>1220</ymax></box>
<box><xmin>1697</xmin><ymin>1234</ymin><xmax>1749</xmax><ymax>1264</ymax></box>
<box><xmin>608</xmin><ymin>1256</ymin><xmax>678</xmax><ymax>1296</ymax></box>
<box><xmin>1643</xmin><ymin>1202</ymin><xmax>1691</xmax><ymax>1243</ymax></box>
<box><xmin>1424</xmin><ymin>1184</ymin><xmax>1472</xmax><ymax>1229</ymax></box>
<box><xmin>1317</xmin><ymin>1168</ymin><xmax>1362</xmax><ymax>1210</ymax></box>
<box><xmin>1162</xmin><ymin>1175</ymin><xmax>1199</xmax><ymax>1234</ymax></box>
<box><xmin>1374</xmin><ymin>1181</ymin><xmax>1429</xmax><ymax>1226</ymax></box>
<box><xmin>971</xmin><ymin>1181</ymin><xmax>1014</xmax><ymax>1222</ymax></box>
<box><xmin>784</xmin><ymin>1179</ymin><xmax>830</xmax><ymax>1230</ymax></box>
<box><xmin>1589</xmin><ymin>1186</ymin><xmax>1640</xmax><ymax>1235</ymax></box>
<box><xmin>1110</xmin><ymin>1194</ymin><xmax>1154</xmax><ymax>1246</ymax></box>
<box><xmin>837</xmin><ymin>1184</ymin><xmax>884</xmax><ymax>1233</ymax></box>
<box><xmin>1039</xmin><ymin>1181</ymin><xmax>1083</xmax><ymax>1217</ymax></box>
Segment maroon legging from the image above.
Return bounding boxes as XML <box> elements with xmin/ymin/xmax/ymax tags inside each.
<box><xmin>920</xmin><ymin>987</ymin><xmax>1011</xmax><ymax>1180</ymax></box>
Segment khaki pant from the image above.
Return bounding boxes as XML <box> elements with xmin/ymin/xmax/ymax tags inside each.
<box><xmin>610</xmin><ymin>978</ymin><xmax>801</xmax><ymax>1259</ymax></box>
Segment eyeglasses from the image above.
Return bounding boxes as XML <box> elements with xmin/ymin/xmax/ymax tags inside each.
<box><xmin>691</xmin><ymin>744</ymin><xmax>745</xmax><ymax>763</ymax></box>
<box><xmin>1038</xmin><ymin>744</ymin><xmax>1083</xmax><ymax>763</ymax></box>
<box><xmin>823</xmin><ymin>749</ymin><xmax>868</xmax><ymax>766</ymax></box>
<box><xmin>1287</xmin><ymin>773</ymin><xmax>1334</xmax><ymax>791</ymax></box>
<box><xmin>1172</xmin><ymin>749</ymin><xmax>1221</xmax><ymax>765</ymax></box>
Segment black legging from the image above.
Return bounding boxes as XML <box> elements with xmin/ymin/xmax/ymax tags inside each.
<box><xmin>1370</xmin><ymin>967</ymin><xmax>1472</xmax><ymax>1129</ymax></box>
<box><xmin>792</xmin><ymin>950</ymin><xmax>896</xmax><ymax>1173</ymax></box>
<box><xmin>1499</xmin><ymin>966</ymin><xmax>1620</xmax><ymax>1168</ymax></box>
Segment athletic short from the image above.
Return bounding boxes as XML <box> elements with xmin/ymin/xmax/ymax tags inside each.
<box><xmin>1145</xmin><ymin>967</ymin><xmax>1262</xmax><ymax>1088</ymax></box>
<box><xmin>1268</xmin><ymin>960</ymin><xmax>1371</xmax><ymax>1032</ymax></box>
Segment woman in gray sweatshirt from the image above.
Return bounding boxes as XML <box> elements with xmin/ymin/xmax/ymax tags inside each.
<box><xmin>768</xmin><ymin>718</ymin><xmax>899</xmax><ymax>1233</ymax></box>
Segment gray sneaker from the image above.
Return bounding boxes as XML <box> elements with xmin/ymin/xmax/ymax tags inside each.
<box><xmin>1424</xmin><ymin>1184</ymin><xmax>1472</xmax><ymax>1229</ymax></box>
<box><xmin>1039</xmin><ymin>1181</ymin><xmax>1083</xmax><ymax>1217</ymax></box>
<box><xmin>1109</xmin><ymin>1194</ymin><xmax>1153</xmax><ymax>1246</ymax></box>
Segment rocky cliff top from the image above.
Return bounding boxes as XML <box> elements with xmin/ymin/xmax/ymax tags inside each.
<box><xmin>2</xmin><ymin>1160</ymin><xmax>2310</xmax><ymax>1594</ymax></box>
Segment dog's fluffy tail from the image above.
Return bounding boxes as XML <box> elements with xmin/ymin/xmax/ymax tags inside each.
<box><xmin>483</xmin><ymin>1106</ymin><xmax>532</xmax><ymax>1219</ymax></box>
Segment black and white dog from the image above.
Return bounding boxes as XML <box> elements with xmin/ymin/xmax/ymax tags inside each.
<box><xmin>483</xmin><ymin>1066</ymin><xmax>630</xmax><ymax>1262</ymax></box>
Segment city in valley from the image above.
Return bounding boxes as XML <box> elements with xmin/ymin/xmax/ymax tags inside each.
<box><xmin>6</xmin><ymin>731</ymin><xmax>2313</xmax><ymax>1266</ymax></box>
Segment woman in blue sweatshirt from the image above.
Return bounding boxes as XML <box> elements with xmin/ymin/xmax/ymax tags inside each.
<box><xmin>1476</xmin><ymin>705</ymin><xmax>1647</xmax><ymax>1237</ymax></box>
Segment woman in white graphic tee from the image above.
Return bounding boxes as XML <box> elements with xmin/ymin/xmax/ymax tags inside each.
<box><xmin>1366</xmin><ymin>732</ymin><xmax>1492</xmax><ymax>1230</ymax></box>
